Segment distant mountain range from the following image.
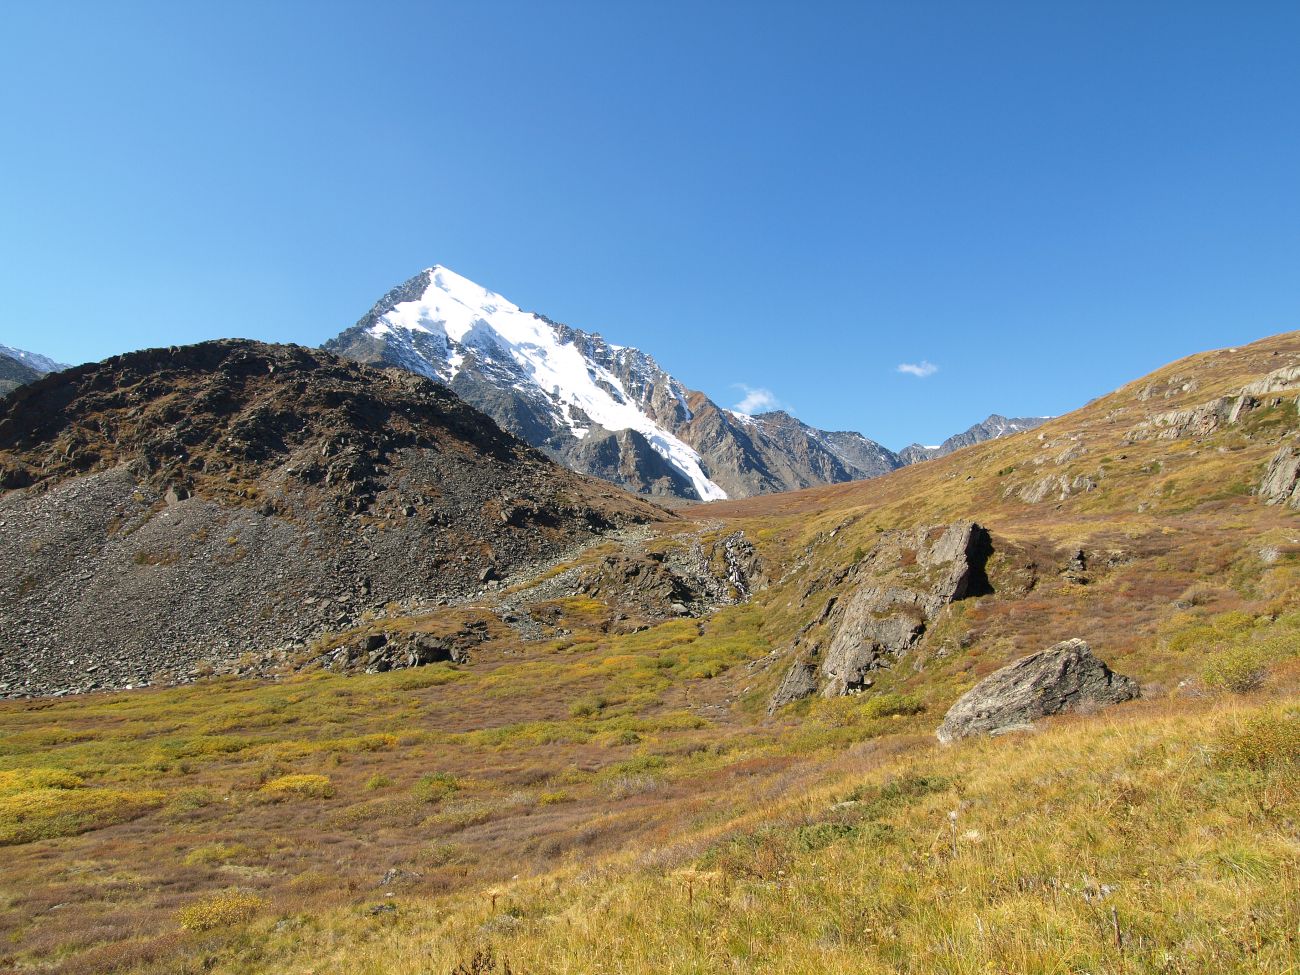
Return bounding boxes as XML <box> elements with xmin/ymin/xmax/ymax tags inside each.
<box><xmin>325</xmin><ymin>266</ymin><xmax>1047</xmax><ymax>500</ymax></box>
<box><xmin>1</xmin><ymin>270</ymin><xmax>1048</xmax><ymax>498</ymax></box>
<box><xmin>0</xmin><ymin>344</ymin><xmax>68</xmax><ymax>395</ymax></box>
<box><xmin>897</xmin><ymin>414</ymin><xmax>1050</xmax><ymax>465</ymax></box>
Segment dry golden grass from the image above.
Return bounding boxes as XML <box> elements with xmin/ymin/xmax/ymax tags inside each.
<box><xmin>4</xmin><ymin>332</ymin><xmax>1300</xmax><ymax>973</ymax></box>
<box><xmin>142</xmin><ymin>693</ymin><xmax>1300</xmax><ymax>975</ymax></box>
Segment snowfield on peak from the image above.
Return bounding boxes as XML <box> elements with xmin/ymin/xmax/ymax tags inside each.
<box><xmin>357</xmin><ymin>266</ymin><xmax>726</xmax><ymax>501</ymax></box>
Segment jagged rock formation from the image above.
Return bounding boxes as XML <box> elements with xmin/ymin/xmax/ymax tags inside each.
<box><xmin>318</xmin><ymin>620</ymin><xmax>493</xmax><ymax>675</ymax></box>
<box><xmin>566</xmin><ymin>426</ymin><xmax>697</xmax><ymax>499</ymax></box>
<box><xmin>900</xmin><ymin>415</ymin><xmax>1049</xmax><ymax>464</ymax></box>
<box><xmin>0</xmin><ymin>340</ymin><xmax>666</xmax><ymax>697</ymax></box>
<box><xmin>767</xmin><ymin>659</ymin><xmax>820</xmax><ymax>712</ymax></box>
<box><xmin>769</xmin><ymin>522</ymin><xmax>990</xmax><ymax>710</ymax></box>
<box><xmin>571</xmin><ymin>530</ymin><xmax>762</xmax><ymax>619</ymax></box>
<box><xmin>936</xmin><ymin>638</ymin><xmax>1139</xmax><ymax>742</ymax></box>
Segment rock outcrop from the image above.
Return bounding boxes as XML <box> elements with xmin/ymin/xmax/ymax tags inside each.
<box><xmin>936</xmin><ymin>638</ymin><xmax>1139</xmax><ymax>743</ymax></box>
<box><xmin>1126</xmin><ymin>363</ymin><xmax>1300</xmax><ymax>443</ymax></box>
<box><xmin>821</xmin><ymin>522</ymin><xmax>990</xmax><ymax>696</ymax></box>
<box><xmin>318</xmin><ymin>621</ymin><xmax>493</xmax><ymax>674</ymax></box>
<box><xmin>767</xmin><ymin>660</ymin><xmax>819</xmax><ymax>712</ymax></box>
<box><xmin>571</xmin><ymin>530</ymin><xmax>762</xmax><ymax>619</ymax></box>
<box><xmin>1260</xmin><ymin>444</ymin><xmax>1300</xmax><ymax>507</ymax></box>
<box><xmin>768</xmin><ymin>521</ymin><xmax>990</xmax><ymax>709</ymax></box>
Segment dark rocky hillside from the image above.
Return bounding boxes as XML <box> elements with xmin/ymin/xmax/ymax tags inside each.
<box><xmin>0</xmin><ymin>340</ymin><xmax>667</xmax><ymax>696</ymax></box>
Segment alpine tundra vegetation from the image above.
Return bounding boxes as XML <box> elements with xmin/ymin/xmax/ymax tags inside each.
<box><xmin>4</xmin><ymin>4</ymin><xmax>1300</xmax><ymax>973</ymax></box>
<box><xmin>2</xmin><ymin>331</ymin><xmax>1300</xmax><ymax>973</ymax></box>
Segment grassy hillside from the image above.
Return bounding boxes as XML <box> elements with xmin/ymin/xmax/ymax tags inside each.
<box><xmin>3</xmin><ymin>333</ymin><xmax>1300</xmax><ymax>973</ymax></box>
<box><xmin>189</xmin><ymin>689</ymin><xmax>1300</xmax><ymax>975</ymax></box>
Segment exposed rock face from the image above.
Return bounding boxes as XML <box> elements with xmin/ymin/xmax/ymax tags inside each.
<box><xmin>1126</xmin><ymin>397</ymin><xmax>1237</xmax><ymax>442</ymax></box>
<box><xmin>1013</xmin><ymin>472</ymin><xmax>1099</xmax><ymax>504</ymax></box>
<box><xmin>768</xmin><ymin>522</ymin><xmax>990</xmax><ymax>709</ymax></box>
<box><xmin>0</xmin><ymin>340</ymin><xmax>667</xmax><ymax>697</ymax></box>
<box><xmin>1260</xmin><ymin>444</ymin><xmax>1300</xmax><ymax>507</ymax></box>
<box><xmin>696</xmin><ymin>406</ymin><xmax>901</xmax><ymax>497</ymax></box>
<box><xmin>1126</xmin><ymin>363</ymin><xmax>1300</xmax><ymax>442</ymax></box>
<box><xmin>575</xmin><ymin>551</ymin><xmax>701</xmax><ymax>613</ymax></box>
<box><xmin>821</xmin><ymin>522</ymin><xmax>990</xmax><ymax>696</ymax></box>
<box><xmin>936</xmin><ymin>638</ymin><xmax>1139</xmax><ymax>743</ymax></box>
<box><xmin>318</xmin><ymin>622</ymin><xmax>492</xmax><ymax>674</ymax></box>
<box><xmin>566</xmin><ymin>426</ymin><xmax>696</xmax><ymax>498</ymax></box>
<box><xmin>768</xmin><ymin>660</ymin><xmax>819</xmax><ymax>713</ymax></box>
<box><xmin>572</xmin><ymin>530</ymin><xmax>762</xmax><ymax>619</ymax></box>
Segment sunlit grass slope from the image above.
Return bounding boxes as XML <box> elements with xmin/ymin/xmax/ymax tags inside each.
<box><xmin>159</xmin><ymin>690</ymin><xmax>1300</xmax><ymax>975</ymax></box>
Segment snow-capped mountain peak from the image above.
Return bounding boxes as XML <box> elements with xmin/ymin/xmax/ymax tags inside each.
<box><xmin>326</xmin><ymin>266</ymin><xmax>1040</xmax><ymax>502</ymax></box>
<box><xmin>332</xmin><ymin>267</ymin><xmax>727</xmax><ymax>501</ymax></box>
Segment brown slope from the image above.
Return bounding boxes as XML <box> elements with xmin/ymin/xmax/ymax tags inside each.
<box><xmin>690</xmin><ymin>330</ymin><xmax>1300</xmax><ymax>709</ymax></box>
<box><xmin>0</xmin><ymin>340</ymin><xmax>668</xmax><ymax>697</ymax></box>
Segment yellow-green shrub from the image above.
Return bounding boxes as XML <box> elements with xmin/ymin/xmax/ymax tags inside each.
<box><xmin>176</xmin><ymin>890</ymin><xmax>266</xmax><ymax>931</ymax></box>
<box><xmin>1202</xmin><ymin>644</ymin><xmax>1270</xmax><ymax>692</ymax></box>
<box><xmin>569</xmin><ymin>694</ymin><xmax>607</xmax><ymax>718</ymax></box>
<box><xmin>258</xmin><ymin>774</ymin><xmax>334</xmax><ymax>800</ymax></box>
<box><xmin>413</xmin><ymin>772</ymin><xmax>459</xmax><ymax>803</ymax></box>
<box><xmin>0</xmin><ymin>787</ymin><xmax>164</xmax><ymax>845</ymax></box>
<box><xmin>1215</xmin><ymin>710</ymin><xmax>1300</xmax><ymax>773</ymax></box>
<box><xmin>0</xmin><ymin>768</ymin><xmax>83</xmax><ymax>795</ymax></box>
<box><xmin>166</xmin><ymin>787</ymin><xmax>216</xmax><ymax>813</ymax></box>
<box><xmin>184</xmin><ymin>842</ymin><xmax>252</xmax><ymax>866</ymax></box>
<box><xmin>861</xmin><ymin>692</ymin><xmax>925</xmax><ymax>719</ymax></box>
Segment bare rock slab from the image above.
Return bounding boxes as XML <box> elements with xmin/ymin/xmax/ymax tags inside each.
<box><xmin>1260</xmin><ymin>444</ymin><xmax>1300</xmax><ymax>507</ymax></box>
<box><xmin>936</xmin><ymin>638</ymin><xmax>1138</xmax><ymax>743</ymax></box>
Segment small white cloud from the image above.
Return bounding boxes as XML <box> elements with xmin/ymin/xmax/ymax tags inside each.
<box><xmin>732</xmin><ymin>383</ymin><xmax>779</xmax><ymax>414</ymax></box>
<box><xmin>897</xmin><ymin>360</ymin><xmax>939</xmax><ymax>378</ymax></box>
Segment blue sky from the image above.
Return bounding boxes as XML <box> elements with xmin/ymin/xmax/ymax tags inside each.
<box><xmin>2</xmin><ymin>1</ymin><xmax>1298</xmax><ymax>449</ymax></box>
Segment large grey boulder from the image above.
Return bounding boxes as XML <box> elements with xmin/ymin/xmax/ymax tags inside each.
<box><xmin>821</xmin><ymin>521</ymin><xmax>989</xmax><ymax>697</ymax></box>
<box><xmin>767</xmin><ymin>660</ymin><xmax>819</xmax><ymax>714</ymax></box>
<box><xmin>1260</xmin><ymin>444</ymin><xmax>1300</xmax><ymax>508</ymax></box>
<box><xmin>936</xmin><ymin>639</ymin><xmax>1139</xmax><ymax>743</ymax></box>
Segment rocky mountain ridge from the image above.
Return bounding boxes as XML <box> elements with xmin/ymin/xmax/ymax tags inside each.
<box><xmin>898</xmin><ymin>413</ymin><xmax>1050</xmax><ymax>464</ymax></box>
<box><xmin>325</xmin><ymin>266</ymin><xmax>1036</xmax><ymax>501</ymax></box>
